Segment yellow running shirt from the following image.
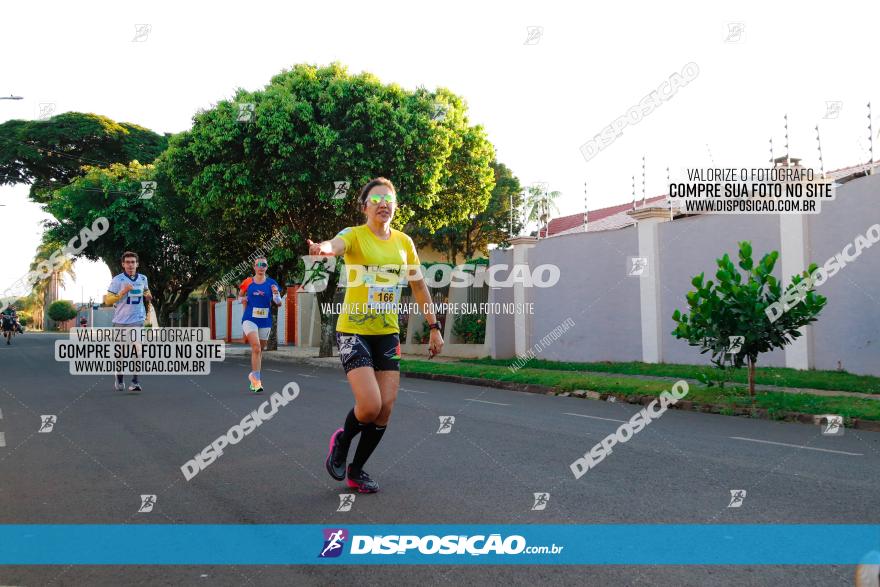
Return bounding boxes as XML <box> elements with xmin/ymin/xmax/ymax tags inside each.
<box><xmin>335</xmin><ymin>225</ymin><xmax>421</xmax><ymax>336</ymax></box>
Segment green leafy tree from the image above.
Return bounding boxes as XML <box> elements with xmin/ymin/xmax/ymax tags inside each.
<box><xmin>671</xmin><ymin>241</ymin><xmax>827</xmax><ymax>397</ymax></box>
<box><xmin>412</xmin><ymin>160</ymin><xmax>523</xmax><ymax>261</ymax></box>
<box><xmin>0</xmin><ymin>112</ymin><xmax>169</xmax><ymax>203</ymax></box>
<box><xmin>43</xmin><ymin>161</ymin><xmax>216</xmax><ymax>325</ymax></box>
<box><xmin>16</xmin><ymin>310</ymin><xmax>32</xmax><ymax>327</ymax></box>
<box><xmin>164</xmin><ymin>62</ymin><xmax>495</xmax><ymax>356</ymax></box>
<box><xmin>47</xmin><ymin>300</ymin><xmax>77</xmax><ymax>324</ymax></box>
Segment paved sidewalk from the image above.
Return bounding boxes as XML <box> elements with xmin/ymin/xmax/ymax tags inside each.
<box><xmin>224</xmin><ymin>343</ymin><xmax>456</xmax><ymax>369</ymax></box>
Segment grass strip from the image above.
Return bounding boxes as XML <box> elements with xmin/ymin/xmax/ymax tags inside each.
<box><xmin>457</xmin><ymin>358</ymin><xmax>880</xmax><ymax>395</ymax></box>
<box><xmin>401</xmin><ymin>360</ymin><xmax>880</xmax><ymax>421</ymax></box>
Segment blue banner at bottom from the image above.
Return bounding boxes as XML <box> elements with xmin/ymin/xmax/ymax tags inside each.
<box><xmin>1</xmin><ymin>525</ymin><xmax>878</xmax><ymax>565</ymax></box>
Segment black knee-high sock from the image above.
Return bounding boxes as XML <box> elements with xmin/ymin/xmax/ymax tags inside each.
<box><xmin>339</xmin><ymin>409</ymin><xmax>365</xmax><ymax>448</ymax></box>
<box><xmin>350</xmin><ymin>423</ymin><xmax>386</xmax><ymax>473</ymax></box>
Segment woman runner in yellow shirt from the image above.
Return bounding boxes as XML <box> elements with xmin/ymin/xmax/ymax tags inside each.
<box><xmin>307</xmin><ymin>177</ymin><xmax>443</xmax><ymax>493</ymax></box>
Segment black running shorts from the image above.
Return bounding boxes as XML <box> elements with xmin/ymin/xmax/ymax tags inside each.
<box><xmin>335</xmin><ymin>332</ymin><xmax>401</xmax><ymax>373</ymax></box>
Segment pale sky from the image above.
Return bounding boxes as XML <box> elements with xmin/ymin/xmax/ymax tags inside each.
<box><xmin>2</xmin><ymin>0</ymin><xmax>878</xmax><ymax>302</ymax></box>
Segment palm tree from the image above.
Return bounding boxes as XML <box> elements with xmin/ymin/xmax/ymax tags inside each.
<box><xmin>24</xmin><ymin>237</ymin><xmax>77</xmax><ymax>330</ymax></box>
<box><xmin>523</xmin><ymin>185</ymin><xmax>562</xmax><ymax>236</ymax></box>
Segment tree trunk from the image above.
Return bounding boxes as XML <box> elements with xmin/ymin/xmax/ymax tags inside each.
<box><xmin>267</xmin><ymin>304</ymin><xmax>278</xmax><ymax>351</ymax></box>
<box><xmin>154</xmin><ymin>288</ymin><xmax>197</xmax><ymax>328</ymax></box>
<box><xmin>316</xmin><ymin>275</ymin><xmax>339</xmax><ymax>358</ymax></box>
<box><xmin>319</xmin><ymin>317</ymin><xmax>334</xmax><ymax>357</ymax></box>
<box><xmin>156</xmin><ymin>301</ymin><xmax>171</xmax><ymax>328</ymax></box>
<box><xmin>748</xmin><ymin>356</ymin><xmax>756</xmax><ymax>398</ymax></box>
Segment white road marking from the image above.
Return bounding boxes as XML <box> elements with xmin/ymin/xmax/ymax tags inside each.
<box><xmin>729</xmin><ymin>436</ymin><xmax>863</xmax><ymax>456</ymax></box>
<box><xmin>0</xmin><ymin>408</ymin><xmax>3</xmax><ymax>419</ymax></box>
<box><xmin>564</xmin><ymin>412</ymin><xmax>627</xmax><ymax>423</ymax></box>
<box><xmin>465</xmin><ymin>398</ymin><xmax>510</xmax><ymax>406</ymax></box>
<box><xmin>265</xmin><ymin>369</ymin><xmax>283</xmax><ymax>373</ymax></box>
<box><xmin>400</xmin><ymin>388</ymin><xmax>428</xmax><ymax>394</ymax></box>
<box><xmin>297</xmin><ymin>373</ymin><xmax>317</xmax><ymax>378</ymax></box>
<box><xmin>0</xmin><ymin>432</ymin><xmax>5</xmax><ymax>447</ymax></box>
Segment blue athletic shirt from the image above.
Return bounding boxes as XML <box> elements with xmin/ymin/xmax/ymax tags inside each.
<box><xmin>240</xmin><ymin>277</ymin><xmax>279</xmax><ymax>328</ymax></box>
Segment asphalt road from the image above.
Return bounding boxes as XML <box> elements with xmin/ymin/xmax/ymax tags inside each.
<box><xmin>1</xmin><ymin>333</ymin><xmax>878</xmax><ymax>586</ymax></box>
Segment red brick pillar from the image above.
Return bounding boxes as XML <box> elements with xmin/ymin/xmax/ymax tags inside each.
<box><xmin>285</xmin><ymin>286</ymin><xmax>300</xmax><ymax>345</ymax></box>
<box><xmin>225</xmin><ymin>297</ymin><xmax>233</xmax><ymax>343</ymax></box>
<box><xmin>209</xmin><ymin>301</ymin><xmax>216</xmax><ymax>340</ymax></box>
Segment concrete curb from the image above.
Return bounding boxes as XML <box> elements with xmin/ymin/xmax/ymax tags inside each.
<box><xmin>401</xmin><ymin>372</ymin><xmax>880</xmax><ymax>432</ymax></box>
<box><xmin>402</xmin><ymin>371</ymin><xmax>554</xmax><ymax>396</ymax></box>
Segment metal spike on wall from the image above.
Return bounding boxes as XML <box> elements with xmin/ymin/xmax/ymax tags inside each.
<box><xmin>632</xmin><ymin>175</ymin><xmax>636</xmax><ymax>210</ymax></box>
<box><xmin>706</xmin><ymin>144</ymin><xmax>715</xmax><ymax>166</ymax></box>
<box><xmin>769</xmin><ymin>138</ymin><xmax>774</xmax><ymax>164</ymax></box>
<box><xmin>868</xmin><ymin>101</ymin><xmax>874</xmax><ymax>175</ymax></box>
<box><xmin>667</xmin><ymin>166</ymin><xmax>673</xmax><ymax>221</ymax></box>
<box><xmin>815</xmin><ymin>124</ymin><xmax>825</xmax><ymax>179</ymax></box>
<box><xmin>784</xmin><ymin>114</ymin><xmax>790</xmax><ymax>163</ymax></box>
<box><xmin>583</xmin><ymin>181</ymin><xmax>588</xmax><ymax>229</ymax></box>
<box><xmin>641</xmin><ymin>155</ymin><xmax>647</xmax><ymax>205</ymax></box>
<box><xmin>509</xmin><ymin>192</ymin><xmax>514</xmax><ymax>237</ymax></box>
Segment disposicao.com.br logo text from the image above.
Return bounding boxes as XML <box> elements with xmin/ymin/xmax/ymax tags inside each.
<box><xmin>319</xmin><ymin>529</ymin><xmax>564</xmax><ymax>557</ymax></box>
